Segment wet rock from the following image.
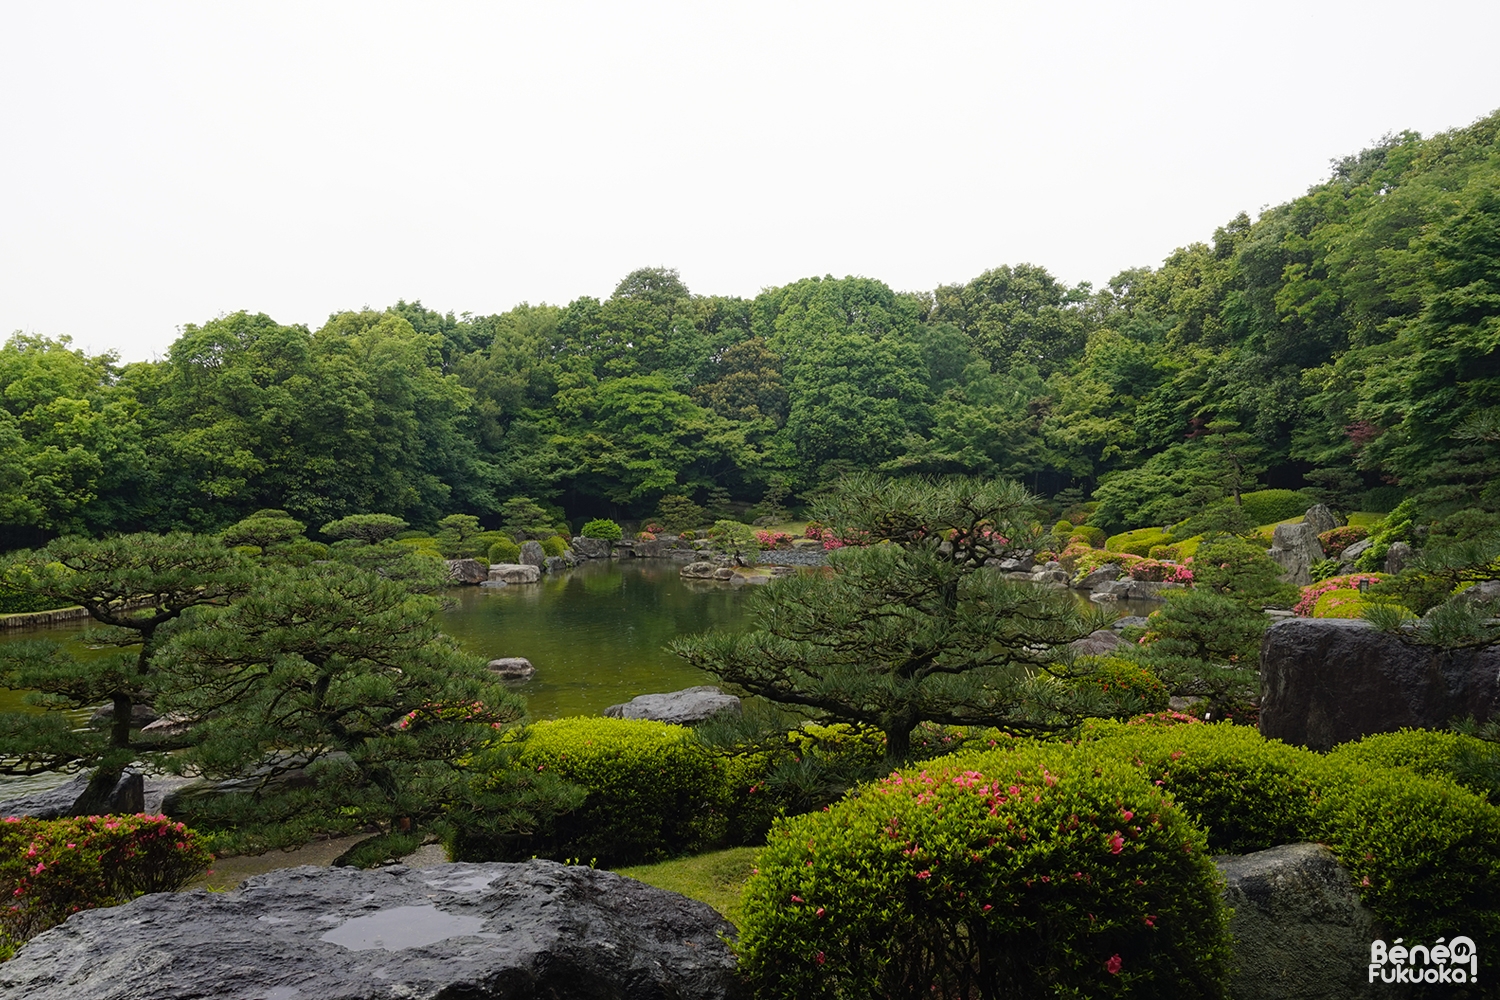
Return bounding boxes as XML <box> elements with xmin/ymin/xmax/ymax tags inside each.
<box><xmin>488</xmin><ymin>563</ymin><xmax>541</xmax><ymax>585</ymax></box>
<box><xmin>1111</xmin><ymin>615</ymin><xmax>1151</xmax><ymax>630</ymax></box>
<box><xmin>1030</xmin><ymin>568</ymin><xmax>1071</xmax><ymax>587</ymax></box>
<box><xmin>680</xmin><ymin>561</ymin><xmax>719</xmax><ymax>579</ymax></box>
<box><xmin>1169</xmin><ymin>695</ymin><xmax>1207</xmax><ymax>713</ymax></box>
<box><xmin>604</xmin><ymin>686</ymin><xmax>742</xmax><ymax>725</ymax></box>
<box><xmin>0</xmin><ymin>861</ymin><xmax>740</xmax><ymax>1000</ymax></box>
<box><xmin>87</xmin><ymin>702</ymin><xmax>158</xmax><ymax>729</ymax></box>
<box><xmin>1216</xmin><ymin>843</ymin><xmax>1401</xmax><ymax>1000</ymax></box>
<box><xmin>1267</xmin><ymin>522</ymin><xmax>1325</xmax><ymax>587</ymax></box>
<box><xmin>0</xmin><ymin>771</ymin><xmax>144</xmax><ymax>820</ymax></box>
<box><xmin>1302</xmin><ymin>504</ymin><xmax>1340</xmax><ymax>537</ymax></box>
<box><xmin>1090</xmin><ymin>579</ymin><xmax>1181</xmax><ymax>602</ymax></box>
<box><xmin>1068</xmin><ymin>629</ymin><xmax>1123</xmax><ymax>657</ymax></box>
<box><xmin>569</xmin><ymin>536</ymin><xmax>612</xmax><ymax>560</ymax></box>
<box><xmin>1337</xmin><ymin>537</ymin><xmax>1372</xmax><ymax>571</ymax></box>
<box><xmin>519</xmin><ymin>541</ymin><xmax>546</xmax><ymax>568</ymax></box>
<box><xmin>1074</xmin><ymin>564</ymin><xmax>1123</xmax><ymax>591</ymax></box>
<box><xmin>711</xmin><ymin>567</ymin><xmax>735</xmax><ymax>581</ymax></box>
<box><xmin>543</xmin><ymin>555</ymin><xmax>567</xmax><ymax>574</ymax></box>
<box><xmin>444</xmin><ymin>559</ymin><xmax>489</xmax><ymax>585</ymax></box>
<box><xmin>487</xmin><ymin>657</ymin><xmax>536</xmax><ymax>682</ymax></box>
<box><xmin>1259</xmin><ymin>617</ymin><xmax>1500</xmax><ymax>750</ymax></box>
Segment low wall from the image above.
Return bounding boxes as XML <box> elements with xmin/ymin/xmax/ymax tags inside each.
<box><xmin>0</xmin><ymin>606</ymin><xmax>89</xmax><ymax>629</ymax></box>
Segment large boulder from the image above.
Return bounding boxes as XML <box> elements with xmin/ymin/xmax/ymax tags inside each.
<box><xmin>604</xmin><ymin>686</ymin><xmax>742</xmax><ymax>725</ymax></box>
<box><xmin>0</xmin><ymin>861</ymin><xmax>740</xmax><ymax>1000</ymax></box>
<box><xmin>1383</xmin><ymin>541</ymin><xmax>1413</xmax><ymax>574</ymax></box>
<box><xmin>1259</xmin><ymin>617</ymin><xmax>1500</xmax><ymax>750</ymax></box>
<box><xmin>1216</xmin><ymin>843</ymin><xmax>1401</xmax><ymax>1000</ymax></box>
<box><xmin>1267</xmin><ymin>522</ymin><xmax>1325</xmax><ymax>587</ymax></box>
<box><xmin>0</xmin><ymin>771</ymin><xmax>144</xmax><ymax>820</ymax></box>
<box><xmin>680</xmin><ymin>561</ymin><xmax>719</xmax><ymax>579</ymax></box>
<box><xmin>486</xmin><ymin>657</ymin><xmax>536</xmax><ymax>682</ymax></box>
<box><xmin>1073</xmin><ymin>564</ymin><xmax>1122</xmax><ymax>591</ymax></box>
<box><xmin>87</xmin><ymin>702</ymin><xmax>158</xmax><ymax>729</ymax></box>
<box><xmin>518</xmin><ymin>541</ymin><xmax>546</xmax><ymax>568</ymax></box>
<box><xmin>569</xmin><ymin>536</ymin><xmax>612</xmax><ymax>560</ymax></box>
<box><xmin>1337</xmin><ymin>537</ymin><xmax>1372</xmax><ymax>572</ymax></box>
<box><xmin>1302</xmin><ymin>504</ymin><xmax>1340</xmax><ymax>536</ymax></box>
<box><xmin>1067</xmin><ymin>629</ymin><xmax>1123</xmax><ymax>657</ymax></box>
<box><xmin>444</xmin><ymin>558</ymin><xmax>489</xmax><ymax>584</ymax></box>
<box><xmin>487</xmin><ymin>563</ymin><xmax>541</xmax><ymax>585</ymax></box>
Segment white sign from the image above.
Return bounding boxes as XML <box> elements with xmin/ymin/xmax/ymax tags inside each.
<box><xmin>1369</xmin><ymin>937</ymin><xmax>1478</xmax><ymax>985</ymax></box>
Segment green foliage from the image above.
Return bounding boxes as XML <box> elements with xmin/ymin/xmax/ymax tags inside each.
<box><xmin>1234</xmin><ymin>489</ymin><xmax>1315</xmax><ymax>527</ymax></box>
<box><xmin>0</xmin><ymin>814</ymin><xmax>213</xmax><ymax>951</ymax></box>
<box><xmin>1125</xmin><ymin>590</ymin><xmax>1265</xmax><ymax>719</ymax></box>
<box><xmin>706</xmin><ymin>519</ymin><xmax>760</xmax><ymax>566</ymax></box>
<box><xmin>1309</xmin><ymin>557</ymin><xmax>1343</xmax><ymax>582</ymax></box>
<box><xmin>1353</xmin><ymin>497</ymin><xmax>1418</xmax><ymax>572</ymax></box>
<box><xmin>498</xmin><ymin>496</ymin><xmax>560</xmax><ymax>538</ymax></box>
<box><xmin>0</xmin><ymin>582</ymin><xmax>71</xmax><ymax>615</ymax></box>
<box><xmin>1311</xmin><ymin>589</ymin><xmax>1371</xmax><ymax>618</ymax></box>
<box><xmin>1190</xmin><ymin>534</ymin><xmax>1299</xmax><ymax>609</ymax></box>
<box><xmin>1079</xmin><ymin>720</ymin><xmax>1320</xmax><ymax>852</ymax></box>
<box><xmin>736</xmin><ymin>743</ymin><xmax>1233</xmax><ymax>1000</ymax></box>
<box><xmin>489</xmin><ymin>539</ymin><xmax>525</xmax><ymax>563</ymax></box>
<box><xmin>579</xmin><ymin>518</ymin><xmax>623</xmax><ymax>542</ymax></box>
<box><xmin>220</xmin><ymin>509</ymin><xmax>306</xmax><ymax>551</ymax></box>
<box><xmin>332</xmin><ymin>831</ymin><xmax>425</xmax><ymax>869</ymax></box>
<box><xmin>1071</xmin><ymin>658</ymin><xmax>1169</xmax><ymax>718</ymax></box>
<box><xmin>539</xmin><ymin>535</ymin><xmax>567</xmax><ymax>558</ymax></box>
<box><xmin>1069</xmin><ymin>524</ymin><xmax>1106</xmax><ymax>548</ymax></box>
<box><xmin>434</xmin><ymin>513</ymin><xmax>484</xmax><ymax>558</ymax></box>
<box><xmin>656</xmin><ymin>494</ymin><xmax>706</xmax><ymax>533</ymax></box>
<box><xmin>676</xmin><ymin>475</ymin><xmax>1111</xmax><ymax>762</ymax></box>
<box><xmin>320</xmin><ymin>513</ymin><xmax>409</xmax><ymax>544</ymax></box>
<box><xmin>1326</xmin><ymin>728</ymin><xmax>1500</xmax><ymax>802</ymax></box>
<box><xmin>1103</xmin><ymin>526</ymin><xmax>1174</xmax><ymax>557</ymax></box>
<box><xmin>612</xmin><ymin>846</ymin><xmax>758</xmax><ymax>928</ymax></box>
<box><xmin>502</xmin><ymin>717</ymin><xmax>735</xmax><ymax>866</ymax></box>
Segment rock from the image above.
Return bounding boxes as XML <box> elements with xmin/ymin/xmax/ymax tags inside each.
<box><xmin>1259</xmin><ymin>617</ymin><xmax>1500</xmax><ymax>750</ymax></box>
<box><xmin>1169</xmin><ymin>695</ymin><xmax>1206</xmax><ymax>713</ymax></box>
<box><xmin>1091</xmin><ymin>578</ymin><xmax>1181</xmax><ymax>601</ymax></box>
<box><xmin>569</xmin><ymin>536</ymin><xmax>611</xmax><ymax>560</ymax></box>
<box><xmin>791</xmin><ymin>538</ymin><xmax>822</xmax><ymax>549</ymax></box>
<box><xmin>769</xmin><ymin>565</ymin><xmax>797</xmax><ymax>577</ymax></box>
<box><xmin>543</xmin><ymin>555</ymin><xmax>567</xmax><ymax>574</ymax></box>
<box><xmin>1111</xmin><ymin>615</ymin><xmax>1150</xmax><ymax>630</ymax></box>
<box><xmin>486</xmin><ymin>657</ymin><xmax>536</xmax><ymax>682</ymax></box>
<box><xmin>1215</xmin><ymin>843</ymin><xmax>1400</xmax><ymax>1000</ymax></box>
<box><xmin>444</xmin><ymin>559</ymin><xmax>489</xmax><ymax>584</ymax></box>
<box><xmin>87</xmin><ymin>702</ymin><xmax>158</xmax><ymax>729</ymax></box>
<box><xmin>1457</xmin><ymin>579</ymin><xmax>1500</xmax><ymax>607</ymax></box>
<box><xmin>1302</xmin><ymin>504</ymin><xmax>1340</xmax><ymax>537</ymax></box>
<box><xmin>1337</xmin><ymin>537</ymin><xmax>1372</xmax><ymax>570</ymax></box>
<box><xmin>1267</xmin><ymin>522</ymin><xmax>1325</xmax><ymax>587</ymax></box>
<box><xmin>711</xmin><ymin>567</ymin><xmax>735</xmax><ymax>581</ymax></box>
<box><xmin>995</xmin><ymin>557</ymin><xmax>1035</xmax><ymax>572</ymax></box>
<box><xmin>560</xmin><ymin>548</ymin><xmax>580</xmax><ymax>568</ymax></box>
<box><xmin>139</xmin><ymin>712</ymin><xmax>194</xmax><ymax>739</ymax></box>
<box><xmin>519</xmin><ymin>541</ymin><xmax>546</xmax><ymax>568</ymax></box>
<box><xmin>1004</xmin><ymin>570</ymin><xmax>1039</xmax><ymax>582</ymax></box>
<box><xmin>604</xmin><ymin>686</ymin><xmax>742</xmax><ymax>725</ymax></box>
<box><xmin>1068</xmin><ymin>629</ymin><xmax>1123</xmax><ymax>657</ymax></box>
<box><xmin>1382</xmin><ymin>541</ymin><xmax>1413</xmax><ymax>575</ymax></box>
<box><xmin>487</xmin><ymin>563</ymin><xmax>541</xmax><ymax>585</ymax></box>
<box><xmin>0</xmin><ymin>861</ymin><xmax>739</xmax><ymax>1000</ymax></box>
<box><xmin>0</xmin><ymin>771</ymin><xmax>144</xmax><ymax>820</ymax></box>
<box><xmin>680</xmin><ymin>561</ymin><xmax>719</xmax><ymax>579</ymax></box>
<box><xmin>1029</xmin><ymin>568</ymin><xmax>1071</xmax><ymax>587</ymax></box>
<box><xmin>1074</xmin><ymin>564</ymin><xmax>1122</xmax><ymax>591</ymax></box>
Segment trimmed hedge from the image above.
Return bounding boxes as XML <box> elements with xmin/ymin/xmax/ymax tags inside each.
<box><xmin>1105</xmin><ymin>527</ymin><xmax>1175</xmax><ymax>558</ymax></box>
<box><xmin>1312</xmin><ymin>588</ymin><xmax>1371</xmax><ymax>619</ymax></box>
<box><xmin>508</xmin><ymin>717</ymin><xmax>735</xmax><ymax>865</ymax></box>
<box><xmin>539</xmin><ymin>535</ymin><xmax>567</xmax><ymax>558</ymax></box>
<box><xmin>487</xmin><ymin>539</ymin><xmax>521</xmax><ymax>563</ymax></box>
<box><xmin>0</xmin><ymin>814</ymin><xmax>213</xmax><ymax>953</ymax></box>
<box><xmin>1073</xmin><ymin>659</ymin><xmax>1170</xmax><ymax>718</ymax></box>
<box><xmin>1326</xmin><ymin>728</ymin><xmax>1497</xmax><ymax>800</ymax></box>
<box><xmin>737</xmin><ymin>744</ymin><xmax>1234</xmax><ymax>999</ymax></box>
<box><xmin>1235</xmin><ymin>489</ymin><xmax>1315</xmax><ymax>527</ymax></box>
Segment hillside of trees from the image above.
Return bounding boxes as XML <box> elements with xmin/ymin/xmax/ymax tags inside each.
<box><xmin>1</xmin><ymin>109</ymin><xmax>1496</xmax><ymax>548</ymax></box>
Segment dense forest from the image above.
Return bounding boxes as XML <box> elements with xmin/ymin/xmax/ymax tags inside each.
<box><xmin>2</xmin><ymin>110</ymin><xmax>1497</xmax><ymax>548</ymax></box>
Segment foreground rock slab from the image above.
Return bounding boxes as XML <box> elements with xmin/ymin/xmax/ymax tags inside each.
<box><xmin>1216</xmin><ymin>843</ymin><xmax>1402</xmax><ymax>1000</ymax></box>
<box><xmin>1260</xmin><ymin>617</ymin><xmax>1500</xmax><ymax>750</ymax></box>
<box><xmin>604</xmin><ymin>685</ymin><xmax>742</xmax><ymax>724</ymax></box>
<box><xmin>0</xmin><ymin>860</ymin><xmax>740</xmax><ymax>1000</ymax></box>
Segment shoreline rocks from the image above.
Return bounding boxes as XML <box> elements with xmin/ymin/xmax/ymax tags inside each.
<box><xmin>604</xmin><ymin>686</ymin><xmax>742</xmax><ymax>725</ymax></box>
<box><xmin>486</xmin><ymin>657</ymin><xmax>536</xmax><ymax>682</ymax></box>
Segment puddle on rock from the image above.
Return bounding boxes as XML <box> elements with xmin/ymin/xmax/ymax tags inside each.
<box><xmin>318</xmin><ymin>904</ymin><xmax>485</xmax><ymax>952</ymax></box>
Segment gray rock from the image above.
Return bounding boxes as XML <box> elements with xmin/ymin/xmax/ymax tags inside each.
<box><xmin>1029</xmin><ymin>568</ymin><xmax>1071</xmax><ymax>587</ymax></box>
<box><xmin>487</xmin><ymin>657</ymin><xmax>536</xmax><ymax>682</ymax></box>
<box><xmin>569</xmin><ymin>536</ymin><xmax>612</xmax><ymax>560</ymax></box>
<box><xmin>1383</xmin><ymin>541</ymin><xmax>1413</xmax><ymax>575</ymax></box>
<box><xmin>1337</xmin><ymin>537</ymin><xmax>1373</xmax><ymax>570</ymax></box>
<box><xmin>604</xmin><ymin>686</ymin><xmax>742</xmax><ymax>725</ymax></box>
<box><xmin>1111</xmin><ymin>615</ymin><xmax>1151</xmax><ymax>630</ymax></box>
<box><xmin>1074</xmin><ymin>564</ymin><xmax>1122</xmax><ymax>591</ymax></box>
<box><xmin>1068</xmin><ymin>629</ymin><xmax>1123</xmax><ymax>657</ymax></box>
<box><xmin>444</xmin><ymin>558</ymin><xmax>489</xmax><ymax>584</ymax></box>
<box><xmin>1169</xmin><ymin>695</ymin><xmax>1206</xmax><ymax>713</ymax></box>
<box><xmin>1090</xmin><ymin>578</ymin><xmax>1180</xmax><ymax>602</ymax></box>
<box><xmin>1259</xmin><ymin>617</ymin><xmax>1500</xmax><ymax>750</ymax></box>
<box><xmin>87</xmin><ymin>702</ymin><xmax>158</xmax><ymax>729</ymax></box>
<box><xmin>790</xmin><ymin>538</ymin><xmax>823</xmax><ymax>549</ymax></box>
<box><xmin>1216</xmin><ymin>843</ymin><xmax>1402</xmax><ymax>1000</ymax></box>
<box><xmin>543</xmin><ymin>555</ymin><xmax>567</xmax><ymax>574</ymax></box>
<box><xmin>560</xmin><ymin>548</ymin><xmax>580</xmax><ymax>568</ymax></box>
<box><xmin>139</xmin><ymin>713</ymin><xmax>194</xmax><ymax>740</ymax></box>
<box><xmin>680</xmin><ymin>560</ymin><xmax>719</xmax><ymax>579</ymax></box>
<box><xmin>711</xmin><ymin>567</ymin><xmax>735</xmax><ymax>581</ymax></box>
<box><xmin>0</xmin><ymin>861</ymin><xmax>739</xmax><ymax>1000</ymax></box>
<box><xmin>1302</xmin><ymin>504</ymin><xmax>1340</xmax><ymax>537</ymax></box>
<box><xmin>0</xmin><ymin>771</ymin><xmax>144</xmax><ymax>820</ymax></box>
<box><xmin>519</xmin><ymin>541</ymin><xmax>546</xmax><ymax>568</ymax></box>
<box><xmin>487</xmin><ymin>563</ymin><xmax>541</xmax><ymax>584</ymax></box>
<box><xmin>1267</xmin><ymin>522</ymin><xmax>1326</xmax><ymax>587</ymax></box>
<box><xmin>1457</xmin><ymin>579</ymin><xmax>1500</xmax><ymax>607</ymax></box>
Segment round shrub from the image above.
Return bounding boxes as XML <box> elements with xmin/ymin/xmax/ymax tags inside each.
<box><xmin>1069</xmin><ymin>524</ymin><xmax>1107</xmax><ymax>548</ymax></box>
<box><xmin>1105</xmin><ymin>527</ymin><xmax>1175</xmax><ymax>558</ymax></box>
<box><xmin>1312</xmin><ymin>757</ymin><xmax>1500</xmax><ymax>946</ymax></box>
<box><xmin>1312</xmin><ymin>588</ymin><xmax>1370</xmax><ymax>619</ymax></box>
<box><xmin>509</xmin><ymin>717</ymin><xmax>734</xmax><ymax>865</ymax></box>
<box><xmin>487</xmin><ymin>539</ymin><xmax>521</xmax><ymax>564</ymax></box>
<box><xmin>1326</xmin><ymin>728</ymin><xmax>1496</xmax><ymax>799</ymax></box>
<box><xmin>580</xmin><ymin>518</ymin><xmax>623</xmax><ymax>542</ymax></box>
<box><xmin>1235</xmin><ymin>489</ymin><xmax>1315</xmax><ymax>527</ymax></box>
<box><xmin>736</xmin><ymin>744</ymin><xmax>1233</xmax><ymax>1000</ymax></box>
<box><xmin>1293</xmin><ymin>573</ymin><xmax>1383</xmax><ymax>616</ymax></box>
<box><xmin>1074</xmin><ymin>659</ymin><xmax>1169</xmax><ymax>717</ymax></box>
<box><xmin>539</xmin><ymin>535</ymin><xmax>567</xmax><ymax>558</ymax></box>
<box><xmin>1079</xmin><ymin>721</ymin><xmax>1321</xmax><ymax>853</ymax></box>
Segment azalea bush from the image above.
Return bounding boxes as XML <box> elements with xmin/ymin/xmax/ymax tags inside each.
<box><xmin>1072</xmin><ymin>659</ymin><xmax>1170</xmax><ymax>718</ymax></box>
<box><xmin>1317</xmin><ymin>525</ymin><xmax>1369</xmax><ymax>558</ymax></box>
<box><xmin>1293</xmin><ymin>573</ymin><xmax>1383</xmax><ymax>616</ymax></box>
<box><xmin>0</xmin><ymin>814</ymin><xmax>214</xmax><ymax>952</ymax></box>
<box><xmin>754</xmin><ymin>530</ymin><xmax>795</xmax><ymax>549</ymax></box>
<box><xmin>736</xmin><ymin>744</ymin><xmax>1234</xmax><ymax>999</ymax></box>
<box><xmin>1125</xmin><ymin>559</ymin><xmax>1194</xmax><ymax>583</ymax></box>
<box><xmin>1312</xmin><ymin>589</ymin><xmax>1371</xmax><ymax>619</ymax></box>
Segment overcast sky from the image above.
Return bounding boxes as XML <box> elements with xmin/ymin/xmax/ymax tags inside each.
<box><xmin>2</xmin><ymin>1</ymin><xmax>1497</xmax><ymax>362</ymax></box>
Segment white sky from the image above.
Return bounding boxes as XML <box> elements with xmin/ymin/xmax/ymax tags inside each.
<box><xmin>2</xmin><ymin>1</ymin><xmax>1498</xmax><ymax>362</ymax></box>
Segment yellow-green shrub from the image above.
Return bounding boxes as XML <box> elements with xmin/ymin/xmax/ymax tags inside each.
<box><xmin>539</xmin><ymin>535</ymin><xmax>568</xmax><ymax>558</ymax></box>
<box><xmin>1105</xmin><ymin>527</ymin><xmax>1175</xmax><ymax>557</ymax></box>
<box><xmin>1312</xmin><ymin>588</ymin><xmax>1370</xmax><ymax>618</ymax></box>
<box><xmin>509</xmin><ymin>717</ymin><xmax>734</xmax><ymax>865</ymax></box>
<box><xmin>1326</xmin><ymin>728</ymin><xmax>1498</xmax><ymax>801</ymax></box>
<box><xmin>1073</xmin><ymin>659</ymin><xmax>1170</xmax><ymax>718</ymax></box>
<box><xmin>487</xmin><ymin>539</ymin><xmax>521</xmax><ymax>563</ymax></box>
<box><xmin>1069</xmin><ymin>524</ymin><xmax>1107</xmax><ymax>548</ymax></box>
<box><xmin>736</xmin><ymin>744</ymin><xmax>1233</xmax><ymax>999</ymax></box>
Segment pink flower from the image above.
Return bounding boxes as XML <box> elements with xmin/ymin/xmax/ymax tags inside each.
<box><xmin>815</xmin><ymin>951</ymin><xmax>826</xmax><ymax>965</ymax></box>
<box><xmin>1105</xmin><ymin>954</ymin><xmax>1122</xmax><ymax>975</ymax></box>
<box><xmin>1108</xmin><ymin>833</ymin><xmax>1125</xmax><ymax>854</ymax></box>
<box><xmin>1120</xmin><ymin>809</ymin><xmax>1134</xmax><ymax>821</ymax></box>
<box><xmin>790</xmin><ymin>895</ymin><xmax>804</xmax><ymax>903</ymax></box>
<box><xmin>915</xmin><ymin>870</ymin><xmax>931</xmax><ymax>880</ymax></box>
<box><xmin>815</xmin><ymin>907</ymin><xmax>825</xmax><ymax>917</ymax></box>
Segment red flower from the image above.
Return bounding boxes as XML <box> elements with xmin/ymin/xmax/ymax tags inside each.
<box><xmin>1105</xmin><ymin>954</ymin><xmax>1122</xmax><ymax>975</ymax></box>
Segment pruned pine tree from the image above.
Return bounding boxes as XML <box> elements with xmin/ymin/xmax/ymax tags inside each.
<box><xmin>673</xmin><ymin>475</ymin><xmax>1113</xmax><ymax>762</ymax></box>
<box><xmin>0</xmin><ymin>533</ymin><xmax>253</xmax><ymax>812</ymax></box>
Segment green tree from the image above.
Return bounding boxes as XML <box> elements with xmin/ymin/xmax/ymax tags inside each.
<box><xmin>1126</xmin><ymin>590</ymin><xmax>1266</xmax><ymax>720</ymax></box>
<box><xmin>220</xmin><ymin>509</ymin><xmax>306</xmax><ymax>551</ymax></box>
<box><xmin>706</xmin><ymin>519</ymin><xmax>760</xmax><ymax>566</ymax></box>
<box><xmin>673</xmin><ymin>476</ymin><xmax>1109</xmax><ymax>761</ymax></box>
<box><xmin>0</xmin><ymin>534</ymin><xmax>251</xmax><ymax>811</ymax></box>
<box><xmin>435</xmin><ymin>513</ymin><xmax>484</xmax><ymax>558</ymax></box>
<box><xmin>320</xmin><ymin>513</ymin><xmax>409</xmax><ymax>544</ymax></box>
<box><xmin>655</xmin><ymin>494</ymin><xmax>706</xmax><ymax>533</ymax></box>
<box><xmin>1191</xmin><ymin>534</ymin><xmax>1299</xmax><ymax>609</ymax></box>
